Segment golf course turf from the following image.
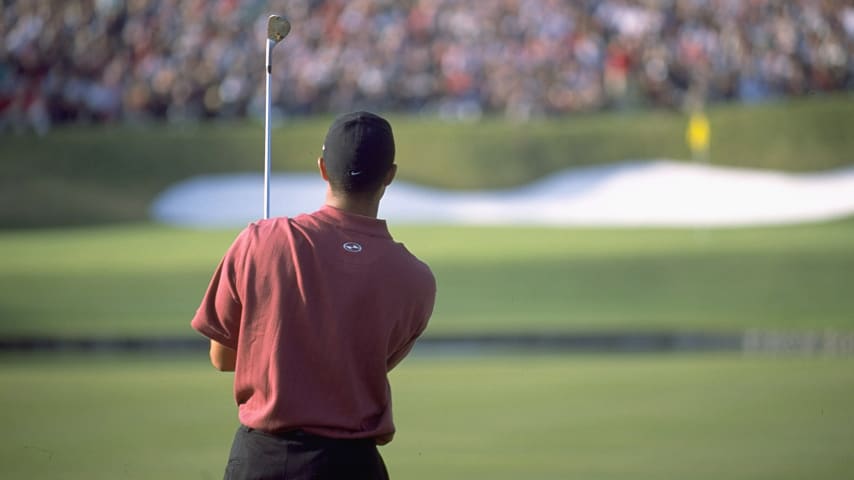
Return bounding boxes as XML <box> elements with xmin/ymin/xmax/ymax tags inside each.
<box><xmin>1</xmin><ymin>218</ymin><xmax>853</xmax><ymax>338</ymax></box>
<box><xmin>2</xmin><ymin>94</ymin><xmax>852</xmax><ymax>228</ymax></box>
<box><xmin>2</xmin><ymin>95</ymin><xmax>853</xmax><ymax>478</ymax></box>
<box><xmin>2</xmin><ymin>221</ymin><xmax>852</xmax><ymax>477</ymax></box>
<box><xmin>1</xmin><ymin>353</ymin><xmax>852</xmax><ymax>479</ymax></box>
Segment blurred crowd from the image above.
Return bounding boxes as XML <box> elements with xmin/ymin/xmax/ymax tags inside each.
<box><xmin>2</xmin><ymin>0</ymin><xmax>853</xmax><ymax>132</ymax></box>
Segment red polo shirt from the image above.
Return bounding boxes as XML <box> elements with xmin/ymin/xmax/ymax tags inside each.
<box><xmin>191</xmin><ymin>205</ymin><xmax>436</xmax><ymax>444</ymax></box>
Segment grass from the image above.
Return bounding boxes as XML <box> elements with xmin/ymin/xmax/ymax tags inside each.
<box><xmin>1</xmin><ymin>94</ymin><xmax>852</xmax><ymax>227</ymax></box>
<box><xmin>1</xmin><ymin>353</ymin><xmax>852</xmax><ymax>479</ymax></box>
<box><xmin>1</xmin><ymin>218</ymin><xmax>853</xmax><ymax>338</ymax></box>
<box><xmin>3</xmin><ymin>94</ymin><xmax>852</xmax><ymax>480</ymax></box>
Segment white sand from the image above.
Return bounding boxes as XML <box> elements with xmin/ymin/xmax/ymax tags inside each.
<box><xmin>150</xmin><ymin>160</ymin><xmax>854</xmax><ymax>228</ymax></box>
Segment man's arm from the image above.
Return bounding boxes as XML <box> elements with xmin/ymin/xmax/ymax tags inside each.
<box><xmin>192</xmin><ymin>227</ymin><xmax>253</xmax><ymax>371</ymax></box>
<box><xmin>209</xmin><ymin>340</ymin><xmax>237</xmax><ymax>372</ymax></box>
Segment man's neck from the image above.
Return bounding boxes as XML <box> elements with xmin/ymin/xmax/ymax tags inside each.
<box><xmin>325</xmin><ymin>190</ymin><xmax>380</xmax><ymax>218</ymax></box>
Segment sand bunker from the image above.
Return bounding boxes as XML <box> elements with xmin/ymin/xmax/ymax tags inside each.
<box><xmin>151</xmin><ymin>160</ymin><xmax>854</xmax><ymax>228</ymax></box>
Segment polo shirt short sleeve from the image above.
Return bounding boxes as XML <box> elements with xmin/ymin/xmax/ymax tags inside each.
<box><xmin>191</xmin><ymin>205</ymin><xmax>436</xmax><ymax>443</ymax></box>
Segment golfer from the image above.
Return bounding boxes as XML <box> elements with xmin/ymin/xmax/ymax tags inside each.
<box><xmin>192</xmin><ymin>111</ymin><xmax>436</xmax><ymax>479</ymax></box>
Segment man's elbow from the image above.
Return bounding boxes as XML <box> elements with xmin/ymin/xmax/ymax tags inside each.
<box><xmin>210</xmin><ymin>354</ymin><xmax>236</xmax><ymax>372</ymax></box>
<box><xmin>209</xmin><ymin>342</ymin><xmax>237</xmax><ymax>371</ymax></box>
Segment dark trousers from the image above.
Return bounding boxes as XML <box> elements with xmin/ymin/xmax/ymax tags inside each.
<box><xmin>224</xmin><ymin>425</ymin><xmax>390</xmax><ymax>480</ymax></box>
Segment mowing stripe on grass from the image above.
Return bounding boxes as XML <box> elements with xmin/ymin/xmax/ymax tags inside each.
<box><xmin>3</xmin><ymin>330</ymin><xmax>854</xmax><ymax>355</ymax></box>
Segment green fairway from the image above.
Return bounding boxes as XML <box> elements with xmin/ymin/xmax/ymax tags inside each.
<box><xmin>2</xmin><ymin>94</ymin><xmax>852</xmax><ymax>227</ymax></box>
<box><xmin>1</xmin><ymin>354</ymin><xmax>852</xmax><ymax>479</ymax></box>
<box><xmin>1</xmin><ymin>219</ymin><xmax>853</xmax><ymax>338</ymax></box>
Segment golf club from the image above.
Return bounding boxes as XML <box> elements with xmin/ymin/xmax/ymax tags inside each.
<box><xmin>264</xmin><ymin>15</ymin><xmax>292</xmax><ymax>219</ymax></box>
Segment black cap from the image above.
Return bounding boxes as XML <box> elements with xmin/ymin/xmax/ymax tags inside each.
<box><xmin>322</xmin><ymin>111</ymin><xmax>395</xmax><ymax>192</ymax></box>
<box><xmin>322</xmin><ymin>112</ymin><xmax>395</xmax><ymax>192</ymax></box>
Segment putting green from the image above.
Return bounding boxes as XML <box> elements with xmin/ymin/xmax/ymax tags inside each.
<box><xmin>2</xmin><ymin>94</ymin><xmax>853</xmax><ymax>228</ymax></box>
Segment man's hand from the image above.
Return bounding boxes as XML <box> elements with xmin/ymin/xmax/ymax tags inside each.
<box><xmin>209</xmin><ymin>340</ymin><xmax>237</xmax><ymax>371</ymax></box>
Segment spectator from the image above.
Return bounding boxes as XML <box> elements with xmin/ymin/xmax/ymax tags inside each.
<box><xmin>1</xmin><ymin>0</ymin><xmax>851</xmax><ymax>132</ymax></box>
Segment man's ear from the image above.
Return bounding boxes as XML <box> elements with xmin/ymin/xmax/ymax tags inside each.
<box><xmin>318</xmin><ymin>157</ymin><xmax>330</xmax><ymax>181</ymax></box>
<box><xmin>383</xmin><ymin>164</ymin><xmax>397</xmax><ymax>186</ymax></box>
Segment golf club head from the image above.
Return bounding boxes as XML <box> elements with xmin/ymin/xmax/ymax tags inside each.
<box><xmin>267</xmin><ymin>15</ymin><xmax>291</xmax><ymax>44</ymax></box>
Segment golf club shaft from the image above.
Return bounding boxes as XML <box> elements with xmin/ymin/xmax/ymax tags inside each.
<box><xmin>264</xmin><ymin>39</ymin><xmax>273</xmax><ymax>219</ymax></box>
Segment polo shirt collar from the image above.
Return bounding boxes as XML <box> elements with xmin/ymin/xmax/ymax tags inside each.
<box><xmin>315</xmin><ymin>204</ymin><xmax>392</xmax><ymax>239</ymax></box>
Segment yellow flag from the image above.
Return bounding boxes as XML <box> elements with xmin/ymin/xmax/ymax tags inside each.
<box><xmin>687</xmin><ymin>112</ymin><xmax>710</xmax><ymax>153</ymax></box>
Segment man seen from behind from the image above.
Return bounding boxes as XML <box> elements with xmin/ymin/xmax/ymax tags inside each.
<box><xmin>191</xmin><ymin>111</ymin><xmax>437</xmax><ymax>479</ymax></box>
